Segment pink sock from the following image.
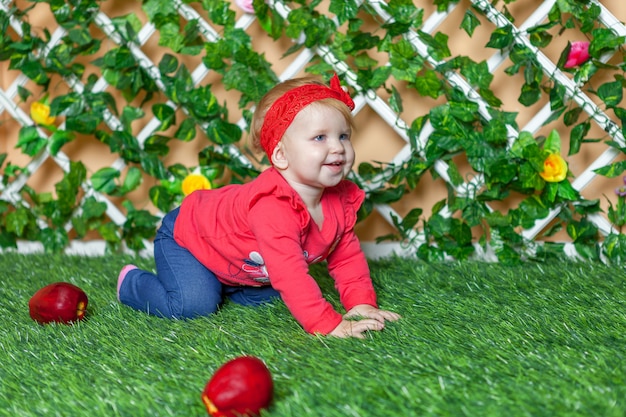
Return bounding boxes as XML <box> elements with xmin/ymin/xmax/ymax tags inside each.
<box><xmin>117</xmin><ymin>265</ymin><xmax>138</xmax><ymax>301</ymax></box>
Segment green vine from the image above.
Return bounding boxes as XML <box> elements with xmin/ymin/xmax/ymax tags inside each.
<box><xmin>0</xmin><ymin>0</ymin><xmax>625</xmax><ymax>263</ymax></box>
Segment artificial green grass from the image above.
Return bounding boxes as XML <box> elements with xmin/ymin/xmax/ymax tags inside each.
<box><xmin>1</xmin><ymin>253</ymin><xmax>625</xmax><ymax>417</ymax></box>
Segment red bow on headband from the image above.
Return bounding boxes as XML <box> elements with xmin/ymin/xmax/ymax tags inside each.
<box><xmin>260</xmin><ymin>73</ymin><xmax>355</xmax><ymax>161</ymax></box>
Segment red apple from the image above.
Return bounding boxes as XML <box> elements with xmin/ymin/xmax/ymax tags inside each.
<box><xmin>29</xmin><ymin>282</ymin><xmax>88</xmax><ymax>324</ymax></box>
<box><xmin>202</xmin><ymin>356</ymin><xmax>273</xmax><ymax>417</ymax></box>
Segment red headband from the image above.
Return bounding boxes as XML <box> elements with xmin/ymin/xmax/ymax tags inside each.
<box><xmin>260</xmin><ymin>73</ymin><xmax>355</xmax><ymax>161</ymax></box>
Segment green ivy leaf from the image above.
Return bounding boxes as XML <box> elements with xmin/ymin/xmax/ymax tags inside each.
<box><xmin>142</xmin><ymin>0</ymin><xmax>178</xmax><ymax>24</ymax></box>
<box><xmin>16</xmin><ymin>126</ymin><xmax>47</xmax><ymax>156</ymax></box>
<box><xmin>72</xmin><ymin>216</ymin><xmax>88</xmax><ymax>238</ymax></box>
<box><xmin>222</xmin><ymin>61</ymin><xmax>276</xmax><ymax>107</ymax></box>
<box><xmin>50</xmin><ymin>93</ymin><xmax>85</xmax><ymax>117</ymax></box>
<box><xmin>157</xmin><ymin>22</ymin><xmax>185</xmax><ymax>52</ymax></box>
<box><xmin>381</xmin><ymin>0</ymin><xmax>422</xmax><ymax>28</ymax></box>
<box><xmin>100</xmin><ymin>46</ymin><xmax>136</xmax><ymax>70</ymax></box>
<box><xmin>287</xmin><ymin>8</ymin><xmax>333</xmax><ymax>47</ymax></box>
<box><xmin>549</xmin><ymin>83</ymin><xmax>566</xmax><ymax>110</ymax></box>
<box><xmin>122</xmin><ymin>200</ymin><xmax>160</xmax><ymax>250</ymax></box>
<box><xmin>159</xmin><ymin>54</ymin><xmax>179</xmax><ymax>75</ymax></box>
<box><xmin>82</xmin><ymin>196</ymin><xmax>107</xmax><ymax>219</ymax></box>
<box><xmin>110</xmin><ymin>13</ymin><xmax>142</xmax><ymax>43</ymax></box>
<box><xmin>484</xmin><ymin>119</ymin><xmax>508</xmax><ymax>146</ymax></box>
<box><xmin>353</xmin><ymin>52</ymin><xmax>378</xmax><ymax>70</ymax></box>
<box><xmin>461</xmin><ymin>60</ymin><xmax>493</xmax><ymax>90</ymax></box>
<box><xmin>525</xmin><ymin>63</ymin><xmax>544</xmax><ymax>85</ymax></box>
<box><xmin>594</xmin><ymin>160</ymin><xmax>626</xmax><ymax>178</ymax></box>
<box><xmin>5</xmin><ymin>206</ymin><xmax>33</xmax><ymax>236</ymax></box>
<box><xmin>205</xmin><ymin>118</ymin><xmax>242</xmax><ymax>145</ymax></box>
<box><xmin>53</xmin><ymin>165</ymin><xmax>82</xmax><ymax>221</ymax></box>
<box><xmin>329</xmin><ymin>0</ymin><xmax>358</xmax><ymax>24</ymax></box>
<box><xmin>202</xmin><ymin>41</ymin><xmax>227</xmax><ymax>71</ymax></box>
<box><xmin>389</xmin><ymin>84</ymin><xmax>403</xmax><ymax>114</ymax></box>
<box><xmin>484</xmin><ymin>159</ymin><xmax>515</xmax><ymax>187</ymax></box>
<box><xmin>175</xmin><ymin>118</ymin><xmax>197</xmax><ymax>142</ymax></box>
<box><xmin>121</xmin><ymin>167</ymin><xmax>143</xmax><ymax>194</ymax></box>
<box><xmin>446</xmin><ymin>161</ymin><xmax>464</xmax><ymax>186</ymax></box>
<box><xmin>121</xmin><ymin>106</ymin><xmax>145</xmax><ymax>131</ymax></box>
<box><xmin>368</xmin><ymin>66</ymin><xmax>393</xmax><ymax>90</ymax></box>
<box><xmin>568</xmin><ymin>121</ymin><xmax>589</xmax><ymax>156</ymax></box>
<box><xmin>40</xmin><ymin>227</ymin><xmax>69</xmax><ymax>253</ymax></box>
<box><xmin>17</xmin><ymin>86</ymin><xmax>31</xmax><ymax>102</ymax></box>
<box><xmin>614</xmin><ymin>107</ymin><xmax>626</xmax><ymax>126</ymax></box>
<box><xmin>602</xmin><ymin>233</ymin><xmax>626</xmax><ymax>264</ymax></box>
<box><xmin>66</xmin><ymin>113</ymin><xmax>101</xmax><ymax>134</ymax></box>
<box><xmin>45</xmin><ymin>44</ymin><xmax>74</xmax><ymax>75</ymax></box>
<box><xmin>426</xmin><ymin>213</ymin><xmax>448</xmax><ymax>238</ymax></box>
<box><xmin>255</xmin><ymin>0</ymin><xmax>284</xmax><ymax>40</ymax></box>
<box><xmin>91</xmin><ymin>167</ymin><xmax>120</xmax><ymax>193</ymax></box>
<box><xmin>556</xmin><ymin>181</ymin><xmax>579</xmax><ymax>201</ymax></box>
<box><xmin>528</xmin><ymin>28</ymin><xmax>552</xmax><ymax>48</ymax></box>
<box><xmin>401</xmin><ymin>208</ymin><xmax>422</xmax><ymax>230</ymax></box>
<box><xmin>485</xmin><ymin>25</ymin><xmax>514</xmax><ymax>50</ymax></box>
<box><xmin>109</xmin><ymin>130</ymin><xmax>141</xmax><ymax>162</ymax></box>
<box><xmin>544</xmin><ymin>129</ymin><xmax>561</xmax><ymax>154</ymax></box>
<box><xmin>477</xmin><ymin>88</ymin><xmax>503</xmax><ymax>107</ymax></box>
<box><xmin>450</xmin><ymin>101</ymin><xmax>478</xmax><ymax>123</ymax></box>
<box><xmin>18</xmin><ymin>60</ymin><xmax>50</xmax><ymax>85</ymax></box>
<box><xmin>98</xmin><ymin>222</ymin><xmax>121</xmax><ymax>246</ymax></box>
<box><xmin>518</xmin><ymin>82</ymin><xmax>541</xmax><ymax>106</ymax></box>
<box><xmin>460</xmin><ymin>10</ymin><xmax>480</xmax><ymax>36</ymax></box>
<box><xmin>414</xmin><ymin>69</ymin><xmax>441</xmax><ymax>99</ymax></box>
<box><xmin>589</xmin><ymin>28</ymin><xmax>625</xmax><ymax>56</ymax></box>
<box><xmin>566</xmin><ymin>219</ymin><xmax>598</xmax><ymax>243</ymax></box>
<box><xmin>141</xmin><ymin>153</ymin><xmax>168</xmax><ymax>179</ymax></box>
<box><xmin>519</xmin><ymin>162</ymin><xmax>544</xmax><ymax>190</ymax></box>
<box><xmin>144</xmin><ymin>135</ymin><xmax>170</xmax><ymax>157</ymax></box>
<box><xmin>0</xmin><ymin>228</ymin><xmax>17</xmax><ymax>249</ymax></box>
<box><xmin>153</xmin><ymin>103</ymin><xmax>176</xmax><ymax>131</ymax></box>
<box><xmin>369</xmin><ymin>186</ymin><xmax>406</xmax><ymax>204</ymax></box>
<box><xmin>357</xmin><ymin>162</ymin><xmax>382</xmax><ymax>180</ymax></box>
<box><xmin>563</xmin><ymin>107</ymin><xmax>582</xmax><ymax>126</ymax></box>
<box><xmin>418</xmin><ymin>31</ymin><xmax>451</xmax><ymax>60</ymax></box>
<box><xmin>48</xmin><ymin>129</ymin><xmax>74</xmax><ymax>156</ymax></box>
<box><xmin>150</xmin><ymin>184</ymin><xmax>176</xmax><ymax>213</ymax></box>
<box><xmin>201</xmin><ymin>0</ymin><xmax>235</xmax><ymax>26</ymax></box>
<box><xmin>518</xmin><ymin>195</ymin><xmax>549</xmax><ymax>229</ymax></box>
<box><xmin>597</xmin><ymin>81</ymin><xmax>623</xmax><ymax>108</ymax></box>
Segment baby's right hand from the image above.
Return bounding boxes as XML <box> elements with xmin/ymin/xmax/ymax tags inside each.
<box><xmin>329</xmin><ymin>318</ymin><xmax>385</xmax><ymax>339</ymax></box>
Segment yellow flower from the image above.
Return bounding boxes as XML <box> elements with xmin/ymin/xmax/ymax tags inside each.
<box><xmin>181</xmin><ymin>173</ymin><xmax>212</xmax><ymax>196</ymax></box>
<box><xmin>30</xmin><ymin>101</ymin><xmax>56</xmax><ymax>126</ymax></box>
<box><xmin>540</xmin><ymin>154</ymin><xmax>568</xmax><ymax>183</ymax></box>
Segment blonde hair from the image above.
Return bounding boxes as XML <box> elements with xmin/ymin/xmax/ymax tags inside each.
<box><xmin>249</xmin><ymin>76</ymin><xmax>355</xmax><ymax>154</ymax></box>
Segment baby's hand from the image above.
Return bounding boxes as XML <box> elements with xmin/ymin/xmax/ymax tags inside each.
<box><xmin>329</xmin><ymin>305</ymin><xmax>401</xmax><ymax>339</ymax></box>
<box><xmin>329</xmin><ymin>318</ymin><xmax>384</xmax><ymax>339</ymax></box>
<box><xmin>344</xmin><ymin>304</ymin><xmax>402</xmax><ymax>324</ymax></box>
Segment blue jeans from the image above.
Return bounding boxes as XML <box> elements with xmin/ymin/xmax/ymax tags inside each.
<box><xmin>118</xmin><ymin>207</ymin><xmax>281</xmax><ymax>319</ymax></box>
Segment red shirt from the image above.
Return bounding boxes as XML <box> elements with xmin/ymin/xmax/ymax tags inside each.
<box><xmin>173</xmin><ymin>167</ymin><xmax>378</xmax><ymax>334</ymax></box>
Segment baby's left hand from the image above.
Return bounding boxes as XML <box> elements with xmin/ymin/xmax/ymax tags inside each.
<box><xmin>344</xmin><ymin>304</ymin><xmax>401</xmax><ymax>324</ymax></box>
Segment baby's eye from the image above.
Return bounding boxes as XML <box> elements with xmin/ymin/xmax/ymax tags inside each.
<box><xmin>313</xmin><ymin>135</ymin><xmax>325</xmax><ymax>141</ymax></box>
<box><xmin>340</xmin><ymin>133</ymin><xmax>350</xmax><ymax>141</ymax></box>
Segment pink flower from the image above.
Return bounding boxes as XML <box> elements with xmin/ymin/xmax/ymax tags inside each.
<box><xmin>234</xmin><ymin>0</ymin><xmax>255</xmax><ymax>14</ymax></box>
<box><xmin>564</xmin><ymin>41</ymin><xmax>591</xmax><ymax>69</ymax></box>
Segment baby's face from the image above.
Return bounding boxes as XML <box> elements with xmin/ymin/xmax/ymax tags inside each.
<box><xmin>279</xmin><ymin>102</ymin><xmax>355</xmax><ymax>189</ymax></box>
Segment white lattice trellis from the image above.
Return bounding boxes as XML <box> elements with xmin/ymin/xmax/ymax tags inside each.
<box><xmin>1</xmin><ymin>0</ymin><xmax>625</xmax><ymax>258</ymax></box>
